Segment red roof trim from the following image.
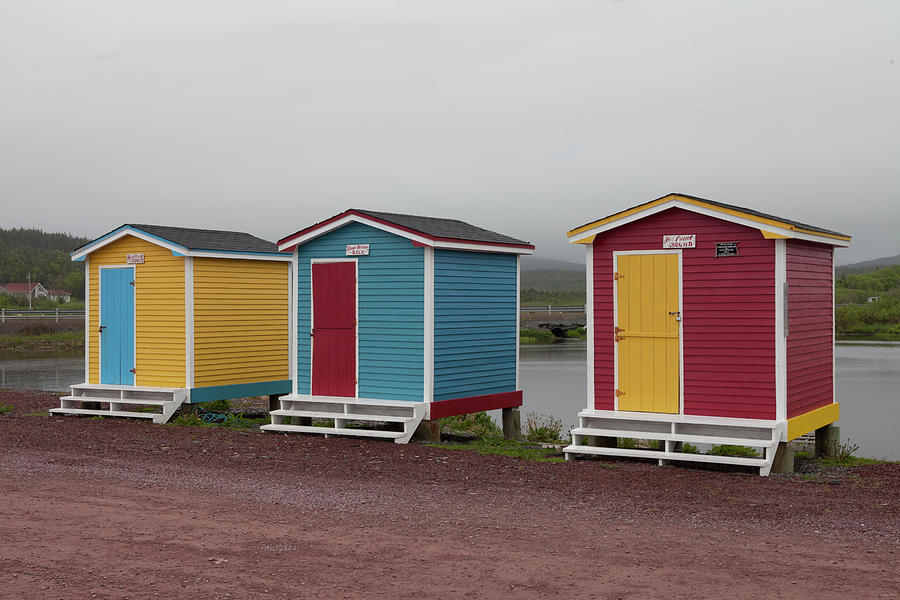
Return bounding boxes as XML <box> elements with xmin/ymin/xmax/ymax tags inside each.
<box><xmin>278</xmin><ymin>209</ymin><xmax>535</xmax><ymax>251</ymax></box>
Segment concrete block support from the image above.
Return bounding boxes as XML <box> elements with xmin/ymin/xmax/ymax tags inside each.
<box><xmin>815</xmin><ymin>424</ymin><xmax>841</xmax><ymax>458</ymax></box>
<box><xmin>413</xmin><ymin>419</ymin><xmax>441</xmax><ymax>443</ymax></box>
<box><xmin>771</xmin><ymin>442</ymin><xmax>795</xmax><ymax>475</ymax></box>
<box><xmin>502</xmin><ymin>406</ymin><xmax>521</xmax><ymax>440</ymax></box>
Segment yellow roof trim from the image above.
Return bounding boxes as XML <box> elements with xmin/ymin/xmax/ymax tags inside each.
<box><xmin>567</xmin><ymin>194</ymin><xmax>852</xmax><ymax>243</ymax></box>
<box><xmin>761</xmin><ymin>230</ymin><xmax>790</xmax><ymax>239</ymax></box>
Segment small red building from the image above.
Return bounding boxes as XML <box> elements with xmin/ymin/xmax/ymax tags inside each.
<box><xmin>563</xmin><ymin>193</ymin><xmax>851</xmax><ymax>475</ymax></box>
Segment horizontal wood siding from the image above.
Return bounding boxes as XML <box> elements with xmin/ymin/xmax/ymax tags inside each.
<box><xmin>296</xmin><ymin>222</ymin><xmax>424</xmax><ymax>401</ymax></box>
<box><xmin>87</xmin><ymin>235</ymin><xmax>185</xmax><ymax>387</ymax></box>
<box><xmin>786</xmin><ymin>240</ymin><xmax>834</xmax><ymax>418</ymax></box>
<box><xmin>193</xmin><ymin>258</ymin><xmax>289</xmax><ymax>387</ymax></box>
<box><xmin>592</xmin><ymin>207</ymin><xmax>776</xmax><ymax>419</ymax></box>
<box><xmin>433</xmin><ymin>250</ymin><xmax>517</xmax><ymax>401</ymax></box>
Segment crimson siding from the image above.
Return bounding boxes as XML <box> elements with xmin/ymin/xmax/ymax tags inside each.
<box><xmin>786</xmin><ymin>240</ymin><xmax>834</xmax><ymax>418</ymax></box>
<box><xmin>592</xmin><ymin>207</ymin><xmax>776</xmax><ymax>418</ymax></box>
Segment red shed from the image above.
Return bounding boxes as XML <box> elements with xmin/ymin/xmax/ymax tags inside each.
<box><xmin>563</xmin><ymin>193</ymin><xmax>851</xmax><ymax>475</ymax></box>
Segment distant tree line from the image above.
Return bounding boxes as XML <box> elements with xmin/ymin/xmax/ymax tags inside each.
<box><xmin>0</xmin><ymin>228</ymin><xmax>89</xmax><ymax>300</ymax></box>
<box><xmin>835</xmin><ymin>264</ymin><xmax>900</xmax><ymax>337</ymax></box>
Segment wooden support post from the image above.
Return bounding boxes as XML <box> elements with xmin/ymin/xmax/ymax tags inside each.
<box><xmin>412</xmin><ymin>419</ymin><xmax>441</xmax><ymax>442</ymax></box>
<box><xmin>815</xmin><ymin>424</ymin><xmax>840</xmax><ymax>458</ymax></box>
<box><xmin>771</xmin><ymin>442</ymin><xmax>795</xmax><ymax>475</ymax></box>
<box><xmin>502</xmin><ymin>406</ymin><xmax>521</xmax><ymax>440</ymax></box>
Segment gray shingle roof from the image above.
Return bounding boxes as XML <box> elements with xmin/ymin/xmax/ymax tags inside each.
<box><xmin>353</xmin><ymin>210</ymin><xmax>532</xmax><ymax>246</ymax></box>
<box><xmin>74</xmin><ymin>224</ymin><xmax>282</xmax><ymax>255</ymax></box>
<box><xmin>129</xmin><ymin>224</ymin><xmax>280</xmax><ymax>253</ymax></box>
<box><xmin>672</xmin><ymin>193</ymin><xmax>848</xmax><ymax>237</ymax></box>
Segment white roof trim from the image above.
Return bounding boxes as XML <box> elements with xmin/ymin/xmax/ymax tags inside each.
<box><xmin>568</xmin><ymin>199</ymin><xmax>850</xmax><ymax>247</ymax></box>
<box><xmin>279</xmin><ymin>213</ymin><xmax>533</xmax><ymax>255</ymax></box>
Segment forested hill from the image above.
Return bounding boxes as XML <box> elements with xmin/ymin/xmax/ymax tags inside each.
<box><xmin>0</xmin><ymin>228</ymin><xmax>90</xmax><ymax>300</ymax></box>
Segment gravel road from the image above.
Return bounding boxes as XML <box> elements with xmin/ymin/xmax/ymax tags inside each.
<box><xmin>1</xmin><ymin>390</ymin><xmax>897</xmax><ymax>599</ymax></box>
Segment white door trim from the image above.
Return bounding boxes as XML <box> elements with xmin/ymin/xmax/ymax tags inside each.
<box><xmin>309</xmin><ymin>258</ymin><xmax>359</xmax><ymax>398</ymax></box>
<box><xmin>612</xmin><ymin>249</ymin><xmax>684</xmax><ymax>414</ymax></box>
<box><xmin>97</xmin><ymin>264</ymin><xmax>137</xmax><ymax>386</ymax></box>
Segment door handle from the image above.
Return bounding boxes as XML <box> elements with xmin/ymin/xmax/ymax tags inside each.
<box><xmin>668</xmin><ymin>311</ymin><xmax>681</xmax><ymax>322</ymax></box>
<box><xmin>99</xmin><ymin>325</ymin><xmax>106</xmax><ymax>333</ymax></box>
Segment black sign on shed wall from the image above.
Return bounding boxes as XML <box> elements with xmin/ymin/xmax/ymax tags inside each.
<box><xmin>715</xmin><ymin>241</ymin><xmax>740</xmax><ymax>257</ymax></box>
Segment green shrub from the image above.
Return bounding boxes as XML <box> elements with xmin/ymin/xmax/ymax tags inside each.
<box><xmin>0</xmin><ymin>404</ymin><xmax>13</xmax><ymax>415</ymax></box>
<box><xmin>523</xmin><ymin>412</ymin><xmax>565</xmax><ymax>443</ymax></box>
<box><xmin>438</xmin><ymin>411</ymin><xmax>501</xmax><ymax>436</ymax></box>
<box><xmin>679</xmin><ymin>443</ymin><xmax>699</xmax><ymax>454</ymax></box>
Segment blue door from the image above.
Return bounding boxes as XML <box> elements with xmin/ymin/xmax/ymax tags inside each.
<box><xmin>100</xmin><ymin>267</ymin><xmax>135</xmax><ymax>385</ymax></box>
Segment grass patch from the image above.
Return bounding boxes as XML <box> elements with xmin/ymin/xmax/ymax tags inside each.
<box><xmin>169</xmin><ymin>405</ymin><xmax>269</xmax><ymax>430</ymax></box>
<box><xmin>708</xmin><ymin>444</ymin><xmax>759</xmax><ymax>458</ymax></box>
<box><xmin>0</xmin><ymin>404</ymin><xmax>13</xmax><ymax>415</ymax></box>
<box><xmin>618</xmin><ymin>438</ymin><xmax>660</xmax><ymax>450</ymax></box>
<box><xmin>519</xmin><ymin>328</ymin><xmax>557</xmax><ymax>345</ymax></box>
<box><xmin>438</xmin><ymin>411</ymin><xmax>501</xmax><ymax>436</ymax></box>
<box><xmin>565</xmin><ymin>327</ymin><xmax>586</xmax><ymax>339</ymax></box>
<box><xmin>0</xmin><ymin>331</ymin><xmax>84</xmax><ymax>351</ymax></box>
<box><xmin>679</xmin><ymin>443</ymin><xmax>700</xmax><ymax>454</ymax></box>
<box><xmin>432</xmin><ymin>436</ymin><xmax>565</xmax><ymax>462</ymax></box>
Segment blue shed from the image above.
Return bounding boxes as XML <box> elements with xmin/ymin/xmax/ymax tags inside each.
<box><xmin>261</xmin><ymin>209</ymin><xmax>534</xmax><ymax>443</ymax></box>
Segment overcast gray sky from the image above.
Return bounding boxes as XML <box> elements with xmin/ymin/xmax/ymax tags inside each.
<box><xmin>1</xmin><ymin>1</ymin><xmax>897</xmax><ymax>264</ymax></box>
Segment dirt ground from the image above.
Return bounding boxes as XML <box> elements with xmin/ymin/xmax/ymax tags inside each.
<box><xmin>1</xmin><ymin>390</ymin><xmax>898</xmax><ymax>600</ymax></box>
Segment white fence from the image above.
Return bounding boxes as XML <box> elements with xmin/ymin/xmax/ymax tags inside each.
<box><xmin>520</xmin><ymin>305</ymin><xmax>585</xmax><ymax>314</ymax></box>
<box><xmin>0</xmin><ymin>309</ymin><xmax>85</xmax><ymax>323</ymax></box>
<box><xmin>2</xmin><ymin>307</ymin><xmax>585</xmax><ymax>322</ymax></box>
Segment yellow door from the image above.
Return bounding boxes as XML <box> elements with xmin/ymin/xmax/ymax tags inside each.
<box><xmin>615</xmin><ymin>253</ymin><xmax>680</xmax><ymax>413</ymax></box>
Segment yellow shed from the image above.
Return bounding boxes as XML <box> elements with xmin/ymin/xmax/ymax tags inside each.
<box><xmin>50</xmin><ymin>224</ymin><xmax>292</xmax><ymax>423</ymax></box>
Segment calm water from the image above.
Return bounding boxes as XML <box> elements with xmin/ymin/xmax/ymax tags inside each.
<box><xmin>2</xmin><ymin>343</ymin><xmax>897</xmax><ymax>460</ymax></box>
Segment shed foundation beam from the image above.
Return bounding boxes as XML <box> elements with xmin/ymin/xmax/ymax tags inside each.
<box><xmin>815</xmin><ymin>424</ymin><xmax>840</xmax><ymax>458</ymax></box>
<box><xmin>502</xmin><ymin>406</ymin><xmax>521</xmax><ymax>440</ymax></box>
<box><xmin>412</xmin><ymin>419</ymin><xmax>441</xmax><ymax>443</ymax></box>
<box><xmin>770</xmin><ymin>442</ymin><xmax>794</xmax><ymax>475</ymax></box>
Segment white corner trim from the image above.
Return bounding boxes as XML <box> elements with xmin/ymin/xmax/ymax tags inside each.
<box><xmin>424</xmin><ymin>247</ymin><xmax>435</xmax><ymax>402</ymax></box>
<box><xmin>291</xmin><ymin>250</ymin><xmax>298</xmax><ymax>395</ymax></box>
<box><xmin>832</xmin><ymin>246</ymin><xmax>836</xmax><ymax>408</ymax></box>
<box><xmin>585</xmin><ymin>244</ymin><xmax>594</xmax><ymax>410</ymax></box>
<box><xmin>775</xmin><ymin>239</ymin><xmax>787</xmax><ymax>422</ymax></box>
<box><xmin>515</xmin><ymin>254</ymin><xmax>521</xmax><ymax>391</ymax></box>
<box><xmin>84</xmin><ymin>255</ymin><xmax>90</xmax><ymax>383</ymax></box>
<box><xmin>185</xmin><ymin>256</ymin><xmax>194</xmax><ymax>389</ymax></box>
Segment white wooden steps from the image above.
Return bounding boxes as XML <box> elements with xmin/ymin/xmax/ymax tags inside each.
<box><xmin>51</xmin><ymin>384</ymin><xmax>188</xmax><ymax>424</ymax></box>
<box><xmin>564</xmin><ymin>410</ymin><xmax>785</xmax><ymax>476</ymax></box>
<box><xmin>261</xmin><ymin>395</ymin><xmax>427</xmax><ymax>444</ymax></box>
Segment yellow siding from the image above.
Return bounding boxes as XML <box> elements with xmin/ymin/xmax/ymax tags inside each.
<box><xmin>87</xmin><ymin>235</ymin><xmax>186</xmax><ymax>387</ymax></box>
<box><xmin>193</xmin><ymin>258</ymin><xmax>290</xmax><ymax>387</ymax></box>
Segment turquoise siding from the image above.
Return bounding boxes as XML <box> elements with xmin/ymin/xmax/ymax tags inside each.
<box><xmin>433</xmin><ymin>250</ymin><xmax>517</xmax><ymax>401</ymax></box>
<box><xmin>297</xmin><ymin>222</ymin><xmax>425</xmax><ymax>401</ymax></box>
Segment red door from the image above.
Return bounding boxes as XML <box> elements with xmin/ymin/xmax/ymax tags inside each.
<box><xmin>311</xmin><ymin>262</ymin><xmax>357</xmax><ymax>397</ymax></box>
